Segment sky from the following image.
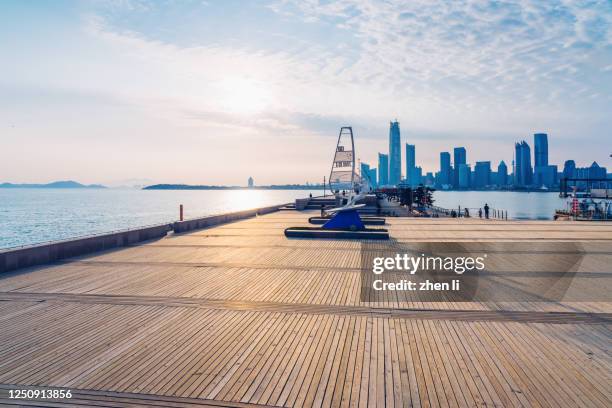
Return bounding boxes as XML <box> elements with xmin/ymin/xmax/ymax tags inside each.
<box><xmin>1</xmin><ymin>0</ymin><xmax>611</xmax><ymax>186</ymax></box>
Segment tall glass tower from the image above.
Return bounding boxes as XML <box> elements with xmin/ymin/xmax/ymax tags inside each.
<box><xmin>378</xmin><ymin>153</ymin><xmax>389</xmax><ymax>186</ymax></box>
<box><xmin>514</xmin><ymin>141</ymin><xmax>533</xmax><ymax>186</ymax></box>
<box><xmin>388</xmin><ymin>121</ymin><xmax>401</xmax><ymax>185</ymax></box>
<box><xmin>453</xmin><ymin>147</ymin><xmax>466</xmax><ymax>187</ymax></box>
<box><xmin>405</xmin><ymin>144</ymin><xmax>415</xmax><ymax>185</ymax></box>
<box><xmin>439</xmin><ymin>152</ymin><xmax>451</xmax><ymax>185</ymax></box>
<box><xmin>534</xmin><ymin>133</ymin><xmax>548</xmax><ymax>167</ymax></box>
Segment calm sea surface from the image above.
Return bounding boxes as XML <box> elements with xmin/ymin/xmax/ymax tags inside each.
<box><xmin>0</xmin><ymin>189</ymin><xmax>320</xmax><ymax>249</ymax></box>
<box><xmin>434</xmin><ymin>191</ymin><xmax>565</xmax><ymax>220</ymax></box>
<box><xmin>0</xmin><ymin>189</ymin><xmax>566</xmax><ymax>249</ymax></box>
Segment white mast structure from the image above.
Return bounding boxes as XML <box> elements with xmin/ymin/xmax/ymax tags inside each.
<box><xmin>327</xmin><ymin>127</ymin><xmax>366</xmax><ymax>214</ymax></box>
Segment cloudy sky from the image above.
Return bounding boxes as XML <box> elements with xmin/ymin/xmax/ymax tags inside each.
<box><xmin>1</xmin><ymin>0</ymin><xmax>610</xmax><ymax>185</ymax></box>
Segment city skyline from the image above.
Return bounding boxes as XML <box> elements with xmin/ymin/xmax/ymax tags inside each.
<box><xmin>362</xmin><ymin>122</ymin><xmax>608</xmax><ymax>190</ymax></box>
<box><xmin>1</xmin><ymin>1</ymin><xmax>611</xmax><ymax>185</ymax></box>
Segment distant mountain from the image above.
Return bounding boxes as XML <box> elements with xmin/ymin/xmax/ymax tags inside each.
<box><xmin>0</xmin><ymin>180</ymin><xmax>106</xmax><ymax>189</ymax></box>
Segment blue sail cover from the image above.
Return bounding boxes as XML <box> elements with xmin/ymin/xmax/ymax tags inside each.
<box><xmin>322</xmin><ymin>209</ymin><xmax>365</xmax><ymax>231</ymax></box>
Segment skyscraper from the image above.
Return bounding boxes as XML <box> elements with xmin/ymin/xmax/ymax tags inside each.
<box><xmin>533</xmin><ymin>133</ymin><xmax>553</xmax><ymax>186</ymax></box>
<box><xmin>497</xmin><ymin>161</ymin><xmax>508</xmax><ymax>186</ymax></box>
<box><xmin>368</xmin><ymin>168</ymin><xmax>377</xmax><ymax>187</ymax></box>
<box><xmin>413</xmin><ymin>166</ymin><xmax>423</xmax><ymax>185</ymax></box>
<box><xmin>563</xmin><ymin>160</ymin><xmax>576</xmax><ymax>179</ymax></box>
<box><xmin>439</xmin><ymin>152</ymin><xmax>451</xmax><ymax>186</ymax></box>
<box><xmin>405</xmin><ymin>144</ymin><xmax>416</xmax><ymax>185</ymax></box>
<box><xmin>360</xmin><ymin>162</ymin><xmax>370</xmax><ymax>180</ymax></box>
<box><xmin>453</xmin><ymin>147</ymin><xmax>466</xmax><ymax>187</ymax></box>
<box><xmin>388</xmin><ymin>121</ymin><xmax>401</xmax><ymax>185</ymax></box>
<box><xmin>514</xmin><ymin>141</ymin><xmax>533</xmax><ymax>187</ymax></box>
<box><xmin>457</xmin><ymin>163</ymin><xmax>471</xmax><ymax>188</ymax></box>
<box><xmin>378</xmin><ymin>153</ymin><xmax>389</xmax><ymax>186</ymax></box>
<box><xmin>474</xmin><ymin>161</ymin><xmax>491</xmax><ymax>188</ymax></box>
<box><xmin>534</xmin><ymin>165</ymin><xmax>557</xmax><ymax>187</ymax></box>
<box><xmin>424</xmin><ymin>172</ymin><xmax>435</xmax><ymax>187</ymax></box>
<box><xmin>534</xmin><ymin>133</ymin><xmax>548</xmax><ymax>167</ymax></box>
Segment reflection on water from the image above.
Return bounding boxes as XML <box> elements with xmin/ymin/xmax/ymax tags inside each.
<box><xmin>0</xmin><ymin>189</ymin><xmax>569</xmax><ymax>249</ymax></box>
<box><xmin>0</xmin><ymin>189</ymin><xmax>319</xmax><ymax>249</ymax></box>
<box><xmin>433</xmin><ymin>191</ymin><xmax>565</xmax><ymax>220</ymax></box>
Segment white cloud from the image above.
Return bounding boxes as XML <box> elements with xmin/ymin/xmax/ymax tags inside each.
<box><xmin>1</xmin><ymin>0</ymin><xmax>610</xmax><ymax>183</ymax></box>
<box><xmin>270</xmin><ymin>0</ymin><xmax>611</xmax><ymax>105</ymax></box>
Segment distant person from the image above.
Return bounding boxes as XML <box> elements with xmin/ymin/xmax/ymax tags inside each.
<box><xmin>321</xmin><ymin>204</ymin><xmax>325</xmax><ymax>217</ymax></box>
<box><xmin>309</xmin><ymin>193</ymin><xmax>312</xmax><ymax>198</ymax></box>
<box><xmin>484</xmin><ymin>203</ymin><xmax>490</xmax><ymax>219</ymax></box>
<box><xmin>450</xmin><ymin>210</ymin><xmax>457</xmax><ymax>218</ymax></box>
<box><xmin>464</xmin><ymin>208</ymin><xmax>470</xmax><ymax>218</ymax></box>
<box><xmin>478</xmin><ymin>208</ymin><xmax>483</xmax><ymax>218</ymax></box>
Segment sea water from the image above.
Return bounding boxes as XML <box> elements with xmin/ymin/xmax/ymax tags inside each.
<box><xmin>0</xmin><ymin>189</ymin><xmax>320</xmax><ymax>249</ymax></box>
<box><xmin>0</xmin><ymin>189</ymin><xmax>565</xmax><ymax>249</ymax></box>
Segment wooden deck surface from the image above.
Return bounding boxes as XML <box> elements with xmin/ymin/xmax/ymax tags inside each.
<box><xmin>0</xmin><ymin>211</ymin><xmax>610</xmax><ymax>407</ymax></box>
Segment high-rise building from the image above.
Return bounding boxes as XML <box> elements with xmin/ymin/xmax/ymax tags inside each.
<box><xmin>474</xmin><ymin>161</ymin><xmax>491</xmax><ymax>188</ymax></box>
<box><xmin>405</xmin><ymin>144</ymin><xmax>416</xmax><ymax>185</ymax></box>
<box><xmin>457</xmin><ymin>163</ymin><xmax>471</xmax><ymax>189</ymax></box>
<box><xmin>563</xmin><ymin>160</ymin><xmax>576</xmax><ymax>179</ymax></box>
<box><xmin>534</xmin><ymin>165</ymin><xmax>557</xmax><ymax>187</ymax></box>
<box><xmin>575</xmin><ymin>162</ymin><xmax>607</xmax><ymax>179</ymax></box>
<box><xmin>439</xmin><ymin>152</ymin><xmax>451</xmax><ymax>186</ymax></box>
<box><xmin>247</xmin><ymin>177</ymin><xmax>254</xmax><ymax>188</ymax></box>
<box><xmin>378</xmin><ymin>153</ymin><xmax>389</xmax><ymax>186</ymax></box>
<box><xmin>514</xmin><ymin>141</ymin><xmax>533</xmax><ymax>187</ymax></box>
<box><xmin>534</xmin><ymin>133</ymin><xmax>548</xmax><ymax>167</ymax></box>
<box><xmin>533</xmin><ymin>133</ymin><xmax>551</xmax><ymax>186</ymax></box>
<box><xmin>360</xmin><ymin>162</ymin><xmax>370</xmax><ymax>181</ymax></box>
<box><xmin>453</xmin><ymin>147</ymin><xmax>466</xmax><ymax>187</ymax></box>
<box><xmin>412</xmin><ymin>166</ymin><xmax>423</xmax><ymax>185</ymax></box>
<box><xmin>368</xmin><ymin>168</ymin><xmax>377</xmax><ymax>187</ymax></box>
<box><xmin>388</xmin><ymin>121</ymin><xmax>401</xmax><ymax>185</ymax></box>
<box><xmin>424</xmin><ymin>172</ymin><xmax>435</xmax><ymax>187</ymax></box>
<box><xmin>497</xmin><ymin>161</ymin><xmax>508</xmax><ymax>186</ymax></box>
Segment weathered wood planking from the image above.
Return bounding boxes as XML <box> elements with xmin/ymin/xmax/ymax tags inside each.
<box><xmin>0</xmin><ymin>211</ymin><xmax>610</xmax><ymax>407</ymax></box>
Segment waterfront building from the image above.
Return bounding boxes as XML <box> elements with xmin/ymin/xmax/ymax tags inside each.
<box><xmin>514</xmin><ymin>141</ymin><xmax>533</xmax><ymax>187</ymax></box>
<box><xmin>457</xmin><ymin>163</ymin><xmax>471</xmax><ymax>189</ymax></box>
<box><xmin>406</xmin><ymin>144</ymin><xmax>416</xmax><ymax>186</ymax></box>
<box><xmin>533</xmin><ymin>133</ymin><xmax>551</xmax><ymax>187</ymax></box>
<box><xmin>534</xmin><ymin>133</ymin><xmax>548</xmax><ymax>167</ymax></box>
<box><xmin>534</xmin><ymin>165</ymin><xmax>558</xmax><ymax>187</ymax></box>
<box><xmin>389</xmin><ymin>121</ymin><xmax>401</xmax><ymax>185</ymax></box>
<box><xmin>453</xmin><ymin>147</ymin><xmax>466</xmax><ymax>187</ymax></box>
<box><xmin>575</xmin><ymin>162</ymin><xmax>607</xmax><ymax>179</ymax></box>
<box><xmin>378</xmin><ymin>153</ymin><xmax>389</xmax><ymax>186</ymax></box>
<box><xmin>563</xmin><ymin>160</ymin><xmax>576</xmax><ymax>179</ymax></box>
<box><xmin>410</xmin><ymin>168</ymin><xmax>421</xmax><ymax>186</ymax></box>
<box><xmin>368</xmin><ymin>168</ymin><xmax>377</xmax><ymax>187</ymax></box>
<box><xmin>361</xmin><ymin>162</ymin><xmax>370</xmax><ymax>182</ymax></box>
<box><xmin>439</xmin><ymin>152</ymin><xmax>452</xmax><ymax>186</ymax></box>
<box><xmin>412</xmin><ymin>166</ymin><xmax>423</xmax><ymax>185</ymax></box>
<box><xmin>247</xmin><ymin>177</ymin><xmax>254</xmax><ymax>188</ymax></box>
<box><xmin>571</xmin><ymin>162</ymin><xmax>608</xmax><ymax>190</ymax></box>
<box><xmin>474</xmin><ymin>161</ymin><xmax>491</xmax><ymax>188</ymax></box>
<box><xmin>497</xmin><ymin>161</ymin><xmax>508</xmax><ymax>186</ymax></box>
<box><xmin>424</xmin><ymin>172</ymin><xmax>435</xmax><ymax>186</ymax></box>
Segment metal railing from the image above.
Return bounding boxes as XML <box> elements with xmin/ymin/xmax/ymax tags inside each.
<box><xmin>428</xmin><ymin>205</ymin><xmax>509</xmax><ymax>220</ymax></box>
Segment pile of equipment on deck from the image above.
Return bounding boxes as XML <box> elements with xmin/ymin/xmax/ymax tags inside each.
<box><xmin>284</xmin><ymin>195</ymin><xmax>389</xmax><ymax>240</ymax></box>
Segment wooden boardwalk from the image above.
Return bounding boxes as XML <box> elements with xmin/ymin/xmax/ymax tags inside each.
<box><xmin>0</xmin><ymin>212</ymin><xmax>610</xmax><ymax>407</ymax></box>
